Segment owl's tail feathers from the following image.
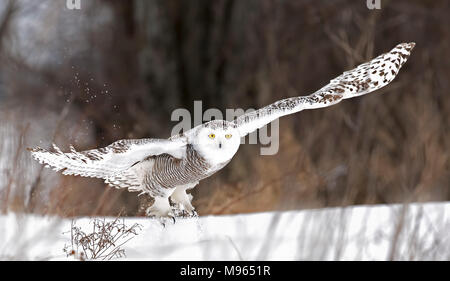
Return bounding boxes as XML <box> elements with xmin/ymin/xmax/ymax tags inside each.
<box><xmin>28</xmin><ymin>144</ymin><xmax>111</xmax><ymax>179</ymax></box>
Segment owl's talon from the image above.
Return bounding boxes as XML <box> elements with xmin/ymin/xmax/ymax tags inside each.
<box><xmin>149</xmin><ymin>215</ymin><xmax>176</xmax><ymax>226</ymax></box>
<box><xmin>145</xmin><ymin>196</ymin><xmax>175</xmax><ymax>223</ymax></box>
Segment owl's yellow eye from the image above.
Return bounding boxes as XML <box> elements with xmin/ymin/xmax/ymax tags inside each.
<box><xmin>208</xmin><ymin>133</ymin><xmax>215</xmax><ymax>139</ymax></box>
<box><xmin>225</xmin><ymin>134</ymin><xmax>232</xmax><ymax>139</ymax></box>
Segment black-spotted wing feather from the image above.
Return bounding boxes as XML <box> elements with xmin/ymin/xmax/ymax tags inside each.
<box><xmin>233</xmin><ymin>42</ymin><xmax>415</xmax><ymax>137</ymax></box>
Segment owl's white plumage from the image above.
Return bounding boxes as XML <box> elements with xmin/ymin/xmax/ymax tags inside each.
<box><xmin>190</xmin><ymin>124</ymin><xmax>241</xmax><ymax>166</ymax></box>
<box><xmin>30</xmin><ymin>42</ymin><xmax>415</xmax><ymax>218</ymax></box>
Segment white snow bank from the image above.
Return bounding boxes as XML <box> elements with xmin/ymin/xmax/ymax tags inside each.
<box><xmin>0</xmin><ymin>202</ymin><xmax>449</xmax><ymax>260</ymax></box>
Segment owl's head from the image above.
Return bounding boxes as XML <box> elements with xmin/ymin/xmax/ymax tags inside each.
<box><xmin>190</xmin><ymin>120</ymin><xmax>241</xmax><ymax>165</ymax></box>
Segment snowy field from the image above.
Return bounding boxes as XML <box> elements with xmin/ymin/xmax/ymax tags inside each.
<box><xmin>0</xmin><ymin>202</ymin><xmax>449</xmax><ymax>261</ymax></box>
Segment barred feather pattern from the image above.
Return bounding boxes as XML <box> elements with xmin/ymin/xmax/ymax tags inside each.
<box><xmin>132</xmin><ymin>144</ymin><xmax>228</xmax><ymax>197</ymax></box>
<box><xmin>30</xmin><ymin>141</ymin><xmax>226</xmax><ymax>195</ymax></box>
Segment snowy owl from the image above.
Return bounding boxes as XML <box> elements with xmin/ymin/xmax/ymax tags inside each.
<box><xmin>30</xmin><ymin>42</ymin><xmax>415</xmax><ymax>219</ymax></box>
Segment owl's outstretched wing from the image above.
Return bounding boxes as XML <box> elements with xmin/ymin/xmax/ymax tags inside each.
<box><xmin>29</xmin><ymin>138</ymin><xmax>187</xmax><ymax>190</ymax></box>
<box><xmin>233</xmin><ymin>42</ymin><xmax>415</xmax><ymax>137</ymax></box>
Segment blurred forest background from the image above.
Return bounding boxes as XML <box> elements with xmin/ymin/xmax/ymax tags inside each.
<box><xmin>0</xmin><ymin>0</ymin><xmax>448</xmax><ymax>217</ymax></box>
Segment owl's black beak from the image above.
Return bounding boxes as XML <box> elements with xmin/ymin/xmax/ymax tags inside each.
<box><xmin>219</xmin><ymin>142</ymin><xmax>222</xmax><ymax>149</ymax></box>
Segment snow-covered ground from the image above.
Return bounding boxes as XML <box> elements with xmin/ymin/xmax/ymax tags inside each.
<box><xmin>0</xmin><ymin>202</ymin><xmax>449</xmax><ymax>261</ymax></box>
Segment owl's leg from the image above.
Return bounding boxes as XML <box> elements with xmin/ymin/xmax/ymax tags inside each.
<box><xmin>170</xmin><ymin>183</ymin><xmax>197</xmax><ymax>217</ymax></box>
<box><xmin>146</xmin><ymin>196</ymin><xmax>175</xmax><ymax>222</ymax></box>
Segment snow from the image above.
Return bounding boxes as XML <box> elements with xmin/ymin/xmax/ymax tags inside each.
<box><xmin>0</xmin><ymin>202</ymin><xmax>449</xmax><ymax>261</ymax></box>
